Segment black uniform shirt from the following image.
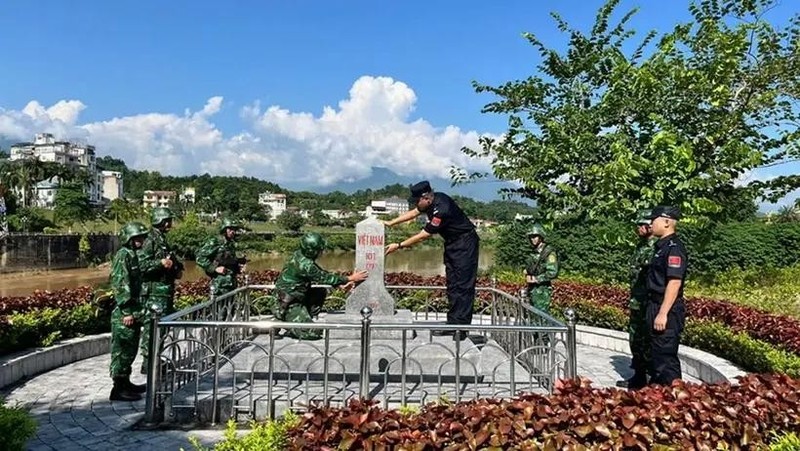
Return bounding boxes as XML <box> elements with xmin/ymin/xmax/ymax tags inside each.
<box><xmin>422</xmin><ymin>192</ymin><xmax>476</xmax><ymax>242</ymax></box>
<box><xmin>647</xmin><ymin>233</ymin><xmax>688</xmax><ymax>300</ymax></box>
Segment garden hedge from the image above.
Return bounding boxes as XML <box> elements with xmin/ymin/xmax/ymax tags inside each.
<box><xmin>495</xmin><ymin>219</ymin><xmax>800</xmax><ymax>282</ymax></box>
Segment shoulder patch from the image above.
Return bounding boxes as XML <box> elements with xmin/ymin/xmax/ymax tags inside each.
<box><xmin>668</xmin><ymin>255</ymin><xmax>682</xmax><ymax>268</ymax></box>
<box><xmin>548</xmin><ymin>254</ymin><xmax>557</xmax><ymax>263</ymax></box>
<box><xmin>431</xmin><ymin>216</ymin><xmax>442</xmax><ymax>227</ymax></box>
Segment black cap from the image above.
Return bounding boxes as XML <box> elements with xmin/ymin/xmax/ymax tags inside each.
<box><xmin>408</xmin><ymin>180</ymin><xmax>432</xmax><ymax>204</ymax></box>
<box><xmin>647</xmin><ymin>205</ymin><xmax>681</xmax><ymax>220</ymax></box>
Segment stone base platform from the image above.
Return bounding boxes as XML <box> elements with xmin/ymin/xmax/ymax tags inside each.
<box><xmin>316</xmin><ymin>309</ymin><xmax>415</xmax><ymax>340</ymax></box>
<box><xmin>164</xmin><ymin>330</ymin><xmax>557</xmax><ymax>424</ymax></box>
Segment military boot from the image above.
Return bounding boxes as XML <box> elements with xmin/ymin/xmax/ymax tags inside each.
<box><xmin>126</xmin><ymin>376</ymin><xmax>147</xmax><ymax>394</ymax></box>
<box><xmin>110</xmin><ymin>377</ymin><xmax>142</xmax><ymax>401</ymax></box>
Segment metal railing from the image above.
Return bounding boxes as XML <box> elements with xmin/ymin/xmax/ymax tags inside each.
<box><xmin>142</xmin><ymin>278</ymin><xmax>578</xmax><ymax>427</ymax></box>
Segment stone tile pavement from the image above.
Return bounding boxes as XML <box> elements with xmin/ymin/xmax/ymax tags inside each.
<box><xmin>2</xmin><ymin>345</ymin><xmax>698</xmax><ymax>450</ymax></box>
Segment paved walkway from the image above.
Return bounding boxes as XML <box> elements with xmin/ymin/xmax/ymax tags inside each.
<box><xmin>3</xmin><ymin>345</ymin><xmax>698</xmax><ymax>451</ymax></box>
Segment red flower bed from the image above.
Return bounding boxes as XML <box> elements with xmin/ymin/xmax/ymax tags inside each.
<box><xmin>287</xmin><ymin>374</ymin><xmax>800</xmax><ymax>450</ymax></box>
<box><xmin>2</xmin><ymin>271</ymin><xmax>799</xmax><ymax>357</ymax></box>
<box><xmin>0</xmin><ymin>286</ymin><xmax>95</xmax><ymax>316</ymax></box>
<box><xmin>549</xmin><ymin>280</ymin><xmax>800</xmax><ymax>356</ymax></box>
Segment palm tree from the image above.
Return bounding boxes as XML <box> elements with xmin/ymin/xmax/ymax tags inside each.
<box><xmin>775</xmin><ymin>205</ymin><xmax>800</xmax><ymax>223</ymax></box>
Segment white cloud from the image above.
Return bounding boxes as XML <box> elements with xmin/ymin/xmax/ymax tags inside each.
<box><xmin>0</xmin><ymin>76</ymin><xmax>493</xmax><ymax>187</ymax></box>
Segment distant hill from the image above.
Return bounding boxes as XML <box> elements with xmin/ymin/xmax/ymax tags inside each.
<box><xmin>281</xmin><ymin>166</ymin><xmax>527</xmax><ymax>204</ymax></box>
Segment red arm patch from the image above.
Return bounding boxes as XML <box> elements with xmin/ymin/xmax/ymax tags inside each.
<box><xmin>668</xmin><ymin>256</ymin><xmax>682</xmax><ymax>268</ymax></box>
<box><xmin>431</xmin><ymin>216</ymin><xmax>442</xmax><ymax>227</ymax></box>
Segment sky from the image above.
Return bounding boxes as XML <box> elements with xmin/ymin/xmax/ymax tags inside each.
<box><xmin>0</xmin><ymin>0</ymin><xmax>797</xmax><ymax>208</ymax></box>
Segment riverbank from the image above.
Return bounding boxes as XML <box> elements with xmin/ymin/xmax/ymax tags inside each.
<box><xmin>0</xmin><ymin>247</ymin><xmax>497</xmax><ymax>297</ymax></box>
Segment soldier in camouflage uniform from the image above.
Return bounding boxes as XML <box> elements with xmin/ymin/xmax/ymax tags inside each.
<box><xmin>621</xmin><ymin>209</ymin><xmax>658</xmax><ymax>389</ymax></box>
<box><xmin>196</xmin><ymin>218</ymin><xmax>247</xmax><ymax>297</ymax></box>
<box><xmin>524</xmin><ymin>224</ymin><xmax>560</xmax><ymax>314</ymax></box>
<box><xmin>273</xmin><ymin>232</ymin><xmax>368</xmax><ymax>340</ymax></box>
<box><xmin>138</xmin><ymin>207</ymin><xmax>183</xmax><ymax>374</ymax></box>
<box><xmin>108</xmin><ymin>222</ymin><xmax>149</xmax><ymax>401</ymax></box>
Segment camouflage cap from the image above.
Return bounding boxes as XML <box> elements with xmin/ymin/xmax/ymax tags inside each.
<box><xmin>299</xmin><ymin>232</ymin><xmax>326</xmax><ymax>259</ymax></box>
<box><xmin>119</xmin><ymin>221</ymin><xmax>148</xmax><ymax>245</ymax></box>
<box><xmin>526</xmin><ymin>223</ymin><xmax>546</xmax><ymax>239</ymax></box>
<box><xmin>219</xmin><ymin>217</ymin><xmax>246</xmax><ymax>234</ymax></box>
<box><xmin>151</xmin><ymin>207</ymin><xmax>175</xmax><ymax>226</ymax></box>
<box><xmin>635</xmin><ymin>209</ymin><xmax>653</xmax><ymax>225</ymax></box>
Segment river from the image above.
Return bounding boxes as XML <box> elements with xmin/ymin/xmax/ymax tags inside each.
<box><xmin>0</xmin><ymin>247</ymin><xmax>497</xmax><ymax>297</ymax></box>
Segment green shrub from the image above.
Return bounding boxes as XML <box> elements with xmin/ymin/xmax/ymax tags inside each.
<box><xmin>0</xmin><ymin>304</ymin><xmax>109</xmax><ymax>355</ymax></box>
<box><xmin>770</xmin><ymin>431</ymin><xmax>800</xmax><ymax>451</ymax></box>
<box><xmin>682</xmin><ymin>320</ymin><xmax>800</xmax><ymax>377</ymax></box>
<box><xmin>185</xmin><ymin>411</ymin><xmax>299</xmax><ymax>451</ymax></box>
<box><xmin>494</xmin><ymin>219</ymin><xmax>800</xmax><ymax>282</ymax></box>
<box><xmin>0</xmin><ymin>398</ymin><xmax>37</xmax><ymax>451</ymax></box>
<box><xmin>559</xmin><ymin>297</ymin><xmax>800</xmax><ymax>376</ymax></box>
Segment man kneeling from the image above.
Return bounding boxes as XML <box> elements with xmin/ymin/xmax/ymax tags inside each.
<box><xmin>273</xmin><ymin>232</ymin><xmax>368</xmax><ymax>339</ymax></box>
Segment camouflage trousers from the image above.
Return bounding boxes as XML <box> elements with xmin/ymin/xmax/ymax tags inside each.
<box><xmin>210</xmin><ymin>274</ymin><xmax>237</xmax><ymax>297</ymax></box>
<box><xmin>528</xmin><ymin>285</ymin><xmax>553</xmax><ymax>346</ymax></box>
<box><xmin>110</xmin><ymin>308</ymin><xmax>141</xmax><ymax>378</ymax></box>
<box><xmin>139</xmin><ymin>294</ymin><xmax>175</xmax><ymax>364</ymax></box>
<box><xmin>628</xmin><ymin>303</ymin><xmax>652</xmax><ymax>378</ymax></box>
<box><xmin>528</xmin><ymin>285</ymin><xmax>553</xmax><ymax>313</ymax></box>
<box><xmin>274</xmin><ymin>288</ymin><xmax>326</xmax><ymax>340</ymax></box>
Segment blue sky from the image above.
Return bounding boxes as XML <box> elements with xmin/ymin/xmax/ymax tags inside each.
<box><xmin>0</xmin><ymin>0</ymin><xmax>797</xmax><ymax>207</ymax></box>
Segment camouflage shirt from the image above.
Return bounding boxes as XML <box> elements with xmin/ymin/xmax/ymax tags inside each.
<box><xmin>274</xmin><ymin>250</ymin><xmax>349</xmax><ymax>298</ymax></box>
<box><xmin>629</xmin><ymin>236</ymin><xmax>657</xmax><ymax>308</ymax></box>
<box><xmin>110</xmin><ymin>246</ymin><xmax>143</xmax><ymax>317</ymax></box>
<box><xmin>196</xmin><ymin>236</ymin><xmax>239</xmax><ymax>276</ymax></box>
<box><xmin>525</xmin><ymin>244</ymin><xmax>559</xmax><ymax>285</ymax></box>
<box><xmin>138</xmin><ymin>228</ymin><xmax>181</xmax><ymax>296</ymax></box>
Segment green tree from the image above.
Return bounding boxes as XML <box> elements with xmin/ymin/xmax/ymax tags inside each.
<box><xmin>169</xmin><ymin>212</ymin><xmax>212</xmax><ymax>259</ymax></box>
<box><xmin>276</xmin><ymin>210</ymin><xmax>305</xmax><ymax>232</ymax></box>
<box><xmin>53</xmin><ymin>182</ymin><xmax>94</xmax><ymax>226</ymax></box>
<box><xmin>455</xmin><ymin>0</ymin><xmax>800</xmax><ymax>223</ymax></box>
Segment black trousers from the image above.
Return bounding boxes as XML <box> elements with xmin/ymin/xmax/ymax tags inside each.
<box><xmin>443</xmin><ymin>231</ymin><xmax>480</xmax><ymax>325</ymax></box>
<box><xmin>646</xmin><ymin>297</ymin><xmax>685</xmax><ymax>385</ymax></box>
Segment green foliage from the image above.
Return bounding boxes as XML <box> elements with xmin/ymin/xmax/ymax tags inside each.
<box><xmin>53</xmin><ymin>182</ymin><xmax>94</xmax><ymax>225</ymax></box>
<box><xmin>458</xmin><ymin>0</ymin><xmax>800</xmax><ymax>222</ymax></box>
<box><xmin>6</xmin><ymin>207</ymin><xmax>56</xmax><ymax>232</ymax></box>
<box><xmin>169</xmin><ymin>212</ymin><xmax>212</xmax><ymax>259</ymax></box>
<box><xmin>495</xmin><ymin>218</ymin><xmax>800</xmax><ymax>282</ymax></box>
<box><xmin>0</xmin><ymin>398</ymin><xmax>37</xmax><ymax>451</ymax></box>
<box><xmin>276</xmin><ymin>211</ymin><xmax>305</xmax><ymax>232</ymax></box>
<box><xmin>185</xmin><ymin>411</ymin><xmax>300</xmax><ymax>451</ymax></box>
<box><xmin>682</xmin><ymin>320</ymin><xmax>800</xmax><ymax>377</ymax></box>
<box><xmin>0</xmin><ymin>303</ymin><xmax>109</xmax><ymax>355</ymax></box>
<box><xmin>686</xmin><ymin>266</ymin><xmax>800</xmax><ymax>317</ymax></box>
<box><xmin>104</xmin><ymin>198</ymin><xmax>145</xmax><ymax>224</ymax></box>
<box><xmin>78</xmin><ymin>234</ymin><xmax>92</xmax><ymax>263</ymax></box>
<box><xmin>770</xmin><ymin>431</ymin><xmax>800</xmax><ymax>451</ymax></box>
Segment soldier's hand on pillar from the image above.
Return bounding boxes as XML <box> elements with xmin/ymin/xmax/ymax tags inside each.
<box><xmin>341</xmin><ymin>281</ymin><xmax>356</xmax><ymax>291</ymax></box>
<box><xmin>381</xmin><ymin>220</ymin><xmax>393</xmax><ymax>227</ymax></box>
<box><xmin>385</xmin><ymin>243</ymin><xmax>400</xmax><ymax>255</ymax></box>
<box><xmin>349</xmin><ymin>269</ymin><xmax>369</xmax><ymax>283</ymax></box>
<box><xmin>122</xmin><ymin>315</ymin><xmax>135</xmax><ymax>327</ymax></box>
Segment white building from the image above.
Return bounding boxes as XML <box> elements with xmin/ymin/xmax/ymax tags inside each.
<box><xmin>258</xmin><ymin>192</ymin><xmax>287</xmax><ymax>219</ymax></box>
<box><xmin>10</xmin><ymin>133</ymin><xmax>102</xmax><ymax>208</ymax></box>
<box><xmin>179</xmin><ymin>187</ymin><xmax>196</xmax><ymax>204</ymax></box>
<box><xmin>367</xmin><ymin>196</ymin><xmax>409</xmax><ymax>216</ymax></box>
<box><xmin>142</xmin><ymin>190</ymin><xmax>176</xmax><ymax>209</ymax></box>
<box><xmin>101</xmin><ymin>171</ymin><xmax>124</xmax><ymax>203</ymax></box>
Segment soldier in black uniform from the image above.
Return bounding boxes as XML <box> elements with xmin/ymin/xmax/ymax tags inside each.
<box><xmin>645</xmin><ymin>206</ymin><xmax>688</xmax><ymax>386</ymax></box>
<box><xmin>385</xmin><ymin>181</ymin><xmax>479</xmax><ymax>341</ymax></box>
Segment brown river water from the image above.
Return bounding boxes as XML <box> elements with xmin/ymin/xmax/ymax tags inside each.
<box><xmin>0</xmin><ymin>248</ymin><xmax>496</xmax><ymax>297</ymax></box>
